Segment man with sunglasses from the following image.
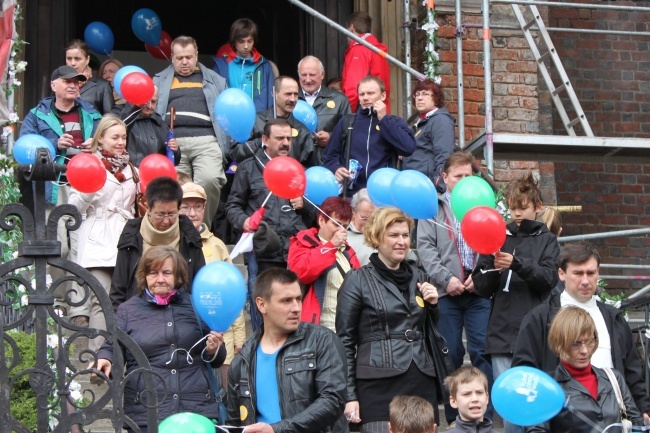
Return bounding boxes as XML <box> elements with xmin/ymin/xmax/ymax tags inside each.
<box><xmin>513</xmin><ymin>241</ymin><xmax>650</xmax><ymax>423</ymax></box>
<box><xmin>110</xmin><ymin>177</ymin><xmax>205</xmax><ymax>311</ymax></box>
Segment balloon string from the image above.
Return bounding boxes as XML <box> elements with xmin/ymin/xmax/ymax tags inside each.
<box><xmin>165</xmin><ymin>334</ymin><xmax>208</xmax><ymax>365</ymax></box>
<box><xmin>261</xmin><ymin>192</ymin><xmax>272</xmax><ymax>208</ymax></box>
<box><xmin>156</xmin><ymin>46</ymin><xmax>171</xmax><ymax>63</ymax></box>
<box><xmin>123</xmin><ymin>107</ymin><xmax>144</xmax><ymax>127</ymax></box>
<box><xmin>104</xmin><ymin>50</ymin><xmax>113</xmax><ymax>59</ymax></box>
<box><xmin>426</xmin><ymin>218</ymin><xmax>459</xmax><ymax>234</ymax></box>
<box><xmin>302</xmin><ymin>195</ymin><xmax>346</xmax><ymax>230</ymax></box>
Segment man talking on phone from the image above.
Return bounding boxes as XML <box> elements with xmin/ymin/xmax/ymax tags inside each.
<box><xmin>322</xmin><ymin>76</ymin><xmax>415</xmax><ymax>196</ymax></box>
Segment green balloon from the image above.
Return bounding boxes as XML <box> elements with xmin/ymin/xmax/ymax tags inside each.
<box><xmin>450</xmin><ymin>176</ymin><xmax>496</xmax><ymax>221</ymax></box>
<box><xmin>159</xmin><ymin>412</ymin><xmax>216</xmax><ymax>433</ymax></box>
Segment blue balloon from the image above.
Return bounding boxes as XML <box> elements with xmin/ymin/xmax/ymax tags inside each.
<box><xmin>131</xmin><ymin>8</ymin><xmax>162</xmax><ymax>46</ymax></box>
<box><xmin>13</xmin><ymin>134</ymin><xmax>56</xmax><ymax>164</ymax></box>
<box><xmin>84</xmin><ymin>22</ymin><xmax>114</xmax><ymax>55</ymax></box>
<box><xmin>191</xmin><ymin>261</ymin><xmax>246</xmax><ymax>332</ymax></box>
<box><xmin>113</xmin><ymin>65</ymin><xmax>147</xmax><ymax>99</ymax></box>
<box><xmin>367</xmin><ymin>167</ymin><xmax>399</xmax><ymax>207</ymax></box>
<box><xmin>305</xmin><ymin>166</ymin><xmax>339</xmax><ymax>205</ymax></box>
<box><xmin>390</xmin><ymin>170</ymin><xmax>438</xmax><ymax>219</ymax></box>
<box><xmin>214</xmin><ymin>88</ymin><xmax>256</xmax><ymax>143</ymax></box>
<box><xmin>492</xmin><ymin>366</ymin><xmax>565</xmax><ymax>426</ymax></box>
<box><xmin>293</xmin><ymin>99</ymin><xmax>318</xmax><ymax>133</ymax></box>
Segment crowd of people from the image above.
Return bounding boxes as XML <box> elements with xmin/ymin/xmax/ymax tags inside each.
<box><xmin>17</xmin><ymin>9</ymin><xmax>649</xmax><ymax>433</ymax></box>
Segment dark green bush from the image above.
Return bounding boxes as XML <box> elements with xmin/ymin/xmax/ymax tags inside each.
<box><xmin>6</xmin><ymin>330</ymin><xmax>38</xmax><ymax>432</ymax></box>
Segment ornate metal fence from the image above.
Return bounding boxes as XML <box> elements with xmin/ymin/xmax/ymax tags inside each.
<box><xmin>0</xmin><ymin>150</ymin><xmax>160</xmax><ymax>433</ymax></box>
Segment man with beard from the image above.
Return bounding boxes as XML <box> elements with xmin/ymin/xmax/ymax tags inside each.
<box><xmin>297</xmin><ymin>56</ymin><xmax>350</xmax><ymax>164</ymax></box>
<box><xmin>230</xmin><ymin>76</ymin><xmax>317</xmax><ymax>168</ymax></box>
<box><xmin>226</xmin><ymin>268</ymin><xmax>349</xmax><ymax>433</ymax></box>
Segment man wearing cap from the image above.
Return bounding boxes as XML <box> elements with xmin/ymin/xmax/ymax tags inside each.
<box><xmin>226</xmin><ymin>118</ymin><xmax>316</xmax><ymax>330</ymax></box>
<box><xmin>179</xmin><ymin>182</ymin><xmax>246</xmax><ymax>394</ymax></box>
<box><xmin>21</xmin><ymin>65</ymin><xmax>102</xmax><ymax>322</ymax></box>
<box><xmin>229</xmin><ymin>76</ymin><xmax>316</xmax><ymax>168</ymax></box>
<box><xmin>297</xmin><ymin>56</ymin><xmax>351</xmax><ymax>163</ymax></box>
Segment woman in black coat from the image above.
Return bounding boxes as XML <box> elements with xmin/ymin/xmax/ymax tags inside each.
<box><xmin>65</xmin><ymin>39</ymin><xmax>115</xmax><ymax>114</ymax></box>
<box><xmin>96</xmin><ymin>246</ymin><xmax>226</xmax><ymax>433</ymax></box>
<box><xmin>527</xmin><ymin>306</ymin><xmax>642</xmax><ymax>433</ymax></box>
<box><xmin>336</xmin><ymin>207</ymin><xmax>440</xmax><ymax>433</ymax></box>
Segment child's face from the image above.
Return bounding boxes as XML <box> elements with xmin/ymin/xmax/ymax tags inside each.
<box><xmin>509</xmin><ymin>200</ymin><xmax>541</xmax><ymax>226</ymax></box>
<box><xmin>450</xmin><ymin>379</ymin><xmax>489</xmax><ymax>422</ymax></box>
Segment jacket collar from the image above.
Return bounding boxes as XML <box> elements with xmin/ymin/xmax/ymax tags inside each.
<box><xmin>366</xmin><ymin>262</ymin><xmax>418</xmax><ymax>309</ymax></box>
<box><xmin>240</xmin><ymin>322</ymin><xmax>307</xmax><ymax>362</ymax></box>
<box><xmin>556</xmin><ymin>363</ymin><xmax>611</xmax><ymax>398</ymax></box>
<box><xmin>506</xmin><ymin>219</ymin><xmax>546</xmax><ymax>236</ymax></box>
<box><xmin>117</xmin><ymin>215</ymin><xmax>202</xmax><ymax>249</ymax></box>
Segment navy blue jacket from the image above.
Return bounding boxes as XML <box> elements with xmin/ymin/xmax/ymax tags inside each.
<box><xmin>323</xmin><ymin>108</ymin><xmax>415</xmax><ymax>194</ymax></box>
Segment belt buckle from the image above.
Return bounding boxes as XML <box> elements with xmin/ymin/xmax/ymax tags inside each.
<box><xmin>405</xmin><ymin>329</ymin><xmax>416</xmax><ymax>342</ymax></box>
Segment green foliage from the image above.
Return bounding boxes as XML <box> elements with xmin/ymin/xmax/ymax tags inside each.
<box><xmin>6</xmin><ymin>331</ymin><xmax>38</xmax><ymax>432</ymax></box>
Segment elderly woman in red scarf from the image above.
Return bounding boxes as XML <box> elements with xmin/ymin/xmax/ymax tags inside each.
<box><xmin>69</xmin><ymin>114</ymin><xmax>138</xmax><ymax>352</ymax></box>
<box><xmin>288</xmin><ymin>196</ymin><xmax>360</xmax><ymax>331</ymax></box>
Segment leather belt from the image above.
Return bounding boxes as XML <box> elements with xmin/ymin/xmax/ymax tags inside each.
<box><xmin>358</xmin><ymin>329</ymin><xmax>422</xmax><ymax>344</ymax></box>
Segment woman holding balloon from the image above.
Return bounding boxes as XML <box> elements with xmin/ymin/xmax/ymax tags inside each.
<box><xmin>336</xmin><ymin>207</ymin><xmax>441</xmax><ymax>433</ymax></box>
<box><xmin>96</xmin><ymin>246</ymin><xmax>226</xmax><ymax>433</ymax></box>
<box><xmin>65</xmin><ymin>39</ymin><xmax>115</xmax><ymax>114</ymax></box>
<box><xmin>525</xmin><ymin>306</ymin><xmax>642</xmax><ymax>433</ymax></box>
<box><xmin>68</xmin><ymin>115</ymin><xmax>137</xmax><ymax>350</ymax></box>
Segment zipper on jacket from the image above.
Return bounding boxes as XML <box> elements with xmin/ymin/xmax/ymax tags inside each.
<box><xmin>365</xmin><ymin>116</ymin><xmax>373</xmax><ymax>181</ymax></box>
<box><xmin>283</xmin><ymin>352</ymin><xmax>316</xmax><ymax>363</ymax></box>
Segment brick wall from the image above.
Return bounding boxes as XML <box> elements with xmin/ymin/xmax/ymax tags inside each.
<box><xmin>414</xmin><ymin>1</ymin><xmax>650</xmax><ymax>290</ymax></box>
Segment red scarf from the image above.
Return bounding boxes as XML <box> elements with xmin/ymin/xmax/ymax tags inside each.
<box><xmin>562</xmin><ymin>360</ymin><xmax>598</xmax><ymax>399</ymax></box>
<box><xmin>100</xmin><ymin>150</ymin><xmax>130</xmax><ymax>182</ymax></box>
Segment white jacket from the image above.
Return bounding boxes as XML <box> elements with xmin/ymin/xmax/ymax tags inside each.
<box><xmin>69</xmin><ymin>163</ymin><xmax>138</xmax><ymax>268</ymax></box>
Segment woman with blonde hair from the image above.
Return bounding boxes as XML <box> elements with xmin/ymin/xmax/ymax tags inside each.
<box><xmin>336</xmin><ymin>206</ymin><xmax>441</xmax><ymax>433</ymax></box>
<box><xmin>528</xmin><ymin>306</ymin><xmax>642</xmax><ymax>432</ymax></box>
<box><xmin>99</xmin><ymin>58</ymin><xmax>126</xmax><ymax>106</ymax></box>
<box><xmin>68</xmin><ymin>114</ymin><xmax>138</xmax><ymax>351</ymax></box>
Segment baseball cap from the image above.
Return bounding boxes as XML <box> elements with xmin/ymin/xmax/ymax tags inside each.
<box><xmin>51</xmin><ymin>66</ymin><xmax>87</xmax><ymax>82</ymax></box>
<box><xmin>181</xmin><ymin>182</ymin><xmax>208</xmax><ymax>201</ymax></box>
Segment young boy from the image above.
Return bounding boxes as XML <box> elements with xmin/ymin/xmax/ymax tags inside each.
<box><xmin>444</xmin><ymin>366</ymin><xmax>499</xmax><ymax>433</ymax></box>
<box><xmin>388</xmin><ymin>395</ymin><xmax>437</xmax><ymax>433</ymax></box>
<box><xmin>472</xmin><ymin>172</ymin><xmax>560</xmax><ymax>433</ymax></box>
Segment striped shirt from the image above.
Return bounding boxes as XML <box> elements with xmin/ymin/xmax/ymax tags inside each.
<box><xmin>445</xmin><ymin>191</ymin><xmax>476</xmax><ymax>271</ymax></box>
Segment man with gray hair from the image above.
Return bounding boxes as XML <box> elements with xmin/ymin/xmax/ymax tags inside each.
<box><xmin>154</xmin><ymin>35</ymin><xmax>229</xmax><ymax>226</ymax></box>
<box><xmin>297</xmin><ymin>55</ymin><xmax>351</xmax><ymax>158</ymax></box>
<box><xmin>347</xmin><ymin>188</ymin><xmax>376</xmax><ymax>265</ymax></box>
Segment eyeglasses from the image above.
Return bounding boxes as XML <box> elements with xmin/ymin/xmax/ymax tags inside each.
<box><xmin>149</xmin><ymin>212</ymin><xmax>179</xmax><ymax>221</ymax></box>
<box><xmin>179</xmin><ymin>204</ymin><xmax>205</xmax><ymax>213</ymax></box>
<box><xmin>570</xmin><ymin>338</ymin><xmax>597</xmax><ymax>351</ymax></box>
<box><xmin>414</xmin><ymin>92</ymin><xmax>433</xmax><ymax>98</ymax></box>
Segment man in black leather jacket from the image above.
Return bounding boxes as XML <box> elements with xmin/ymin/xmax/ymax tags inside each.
<box><xmin>226</xmin><ymin>268</ymin><xmax>349</xmax><ymax>433</ymax></box>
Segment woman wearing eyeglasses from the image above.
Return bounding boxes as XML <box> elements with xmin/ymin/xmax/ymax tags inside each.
<box><xmin>402</xmin><ymin>79</ymin><xmax>456</xmax><ymax>193</ymax></box>
<box><xmin>527</xmin><ymin>306</ymin><xmax>642</xmax><ymax>433</ymax></box>
<box><xmin>179</xmin><ymin>182</ymin><xmax>246</xmax><ymax>391</ymax></box>
<box><xmin>110</xmin><ymin>177</ymin><xmax>206</xmax><ymax>312</ymax></box>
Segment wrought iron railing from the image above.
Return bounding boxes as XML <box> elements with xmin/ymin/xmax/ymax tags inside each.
<box><xmin>0</xmin><ymin>149</ymin><xmax>160</xmax><ymax>433</ymax></box>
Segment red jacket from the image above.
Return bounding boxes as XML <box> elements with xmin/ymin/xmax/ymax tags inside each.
<box><xmin>288</xmin><ymin>227</ymin><xmax>361</xmax><ymax>324</ymax></box>
<box><xmin>342</xmin><ymin>33</ymin><xmax>391</xmax><ymax>113</ymax></box>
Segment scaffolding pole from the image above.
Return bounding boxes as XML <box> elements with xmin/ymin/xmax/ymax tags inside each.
<box><xmin>558</xmin><ymin>228</ymin><xmax>650</xmax><ymax>243</ymax></box>
<box><xmin>463</xmin><ymin>22</ymin><xmax>650</xmax><ymax>38</ymax></box>
<box><xmin>456</xmin><ymin>0</ymin><xmax>465</xmax><ymax>148</ymax></box>
<box><xmin>491</xmin><ymin>0</ymin><xmax>650</xmax><ymax>12</ymax></box>
<box><xmin>286</xmin><ymin>0</ymin><xmax>426</xmax><ymax>82</ymax></box>
<box><xmin>482</xmin><ymin>0</ymin><xmax>494</xmax><ymax>175</ymax></box>
<box><xmin>404</xmin><ymin>0</ymin><xmax>413</xmax><ymax>118</ymax></box>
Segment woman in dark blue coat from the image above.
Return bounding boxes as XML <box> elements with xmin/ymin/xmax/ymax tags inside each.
<box><xmin>402</xmin><ymin>79</ymin><xmax>456</xmax><ymax>193</ymax></box>
<box><xmin>96</xmin><ymin>246</ymin><xmax>226</xmax><ymax>432</ymax></box>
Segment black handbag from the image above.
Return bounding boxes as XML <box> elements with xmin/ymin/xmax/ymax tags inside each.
<box><xmin>423</xmin><ymin>304</ymin><xmax>456</xmax><ymax>402</ymax></box>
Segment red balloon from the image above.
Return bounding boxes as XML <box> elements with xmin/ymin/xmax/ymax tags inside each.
<box><xmin>139</xmin><ymin>154</ymin><xmax>177</xmax><ymax>188</ymax></box>
<box><xmin>67</xmin><ymin>153</ymin><xmax>107</xmax><ymax>193</ymax></box>
<box><xmin>263</xmin><ymin>156</ymin><xmax>306</xmax><ymax>199</ymax></box>
<box><xmin>460</xmin><ymin>206</ymin><xmax>507</xmax><ymax>255</ymax></box>
<box><xmin>145</xmin><ymin>30</ymin><xmax>172</xmax><ymax>60</ymax></box>
<box><xmin>120</xmin><ymin>72</ymin><xmax>155</xmax><ymax>105</ymax></box>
